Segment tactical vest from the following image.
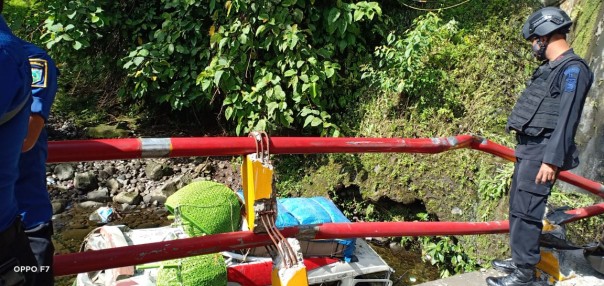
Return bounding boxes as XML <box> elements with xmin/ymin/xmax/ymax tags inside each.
<box><xmin>506</xmin><ymin>54</ymin><xmax>587</xmax><ymax>134</ymax></box>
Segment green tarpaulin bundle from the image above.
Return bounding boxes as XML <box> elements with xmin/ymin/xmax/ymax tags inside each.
<box><xmin>165</xmin><ymin>180</ymin><xmax>241</xmax><ymax>237</ymax></box>
<box><xmin>158</xmin><ymin>180</ymin><xmax>242</xmax><ymax>286</ymax></box>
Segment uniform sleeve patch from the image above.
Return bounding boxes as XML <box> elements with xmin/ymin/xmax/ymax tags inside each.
<box><xmin>563</xmin><ymin>66</ymin><xmax>580</xmax><ymax>93</ymax></box>
<box><xmin>29</xmin><ymin>58</ymin><xmax>48</xmax><ymax>88</ymax></box>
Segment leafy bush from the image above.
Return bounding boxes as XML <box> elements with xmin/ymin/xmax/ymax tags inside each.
<box><xmin>3</xmin><ymin>0</ymin><xmax>45</xmax><ymax>43</ymax></box>
<box><xmin>41</xmin><ymin>0</ymin><xmax>383</xmax><ymax>135</ymax></box>
<box><xmin>477</xmin><ymin>163</ymin><xmax>514</xmax><ymax>201</ymax></box>
<box><xmin>362</xmin><ymin>12</ymin><xmax>462</xmax><ymax>122</ymax></box>
<box><xmin>421</xmin><ymin>235</ymin><xmax>479</xmax><ymax>278</ymax></box>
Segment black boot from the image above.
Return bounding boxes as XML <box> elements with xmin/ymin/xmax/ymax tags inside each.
<box><xmin>486</xmin><ymin>265</ymin><xmax>535</xmax><ymax>286</ymax></box>
<box><xmin>492</xmin><ymin>259</ymin><xmax>517</xmax><ymax>274</ymax></box>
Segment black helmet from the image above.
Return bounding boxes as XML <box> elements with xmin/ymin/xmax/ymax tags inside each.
<box><xmin>522</xmin><ymin>7</ymin><xmax>572</xmax><ymax>40</ymax></box>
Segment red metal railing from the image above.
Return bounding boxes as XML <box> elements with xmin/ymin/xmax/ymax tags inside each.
<box><xmin>48</xmin><ymin>135</ymin><xmax>604</xmax><ymax>276</ymax></box>
<box><xmin>48</xmin><ymin>135</ymin><xmax>604</xmax><ymax>198</ymax></box>
<box><xmin>48</xmin><ymin>136</ymin><xmax>476</xmax><ymax>162</ymax></box>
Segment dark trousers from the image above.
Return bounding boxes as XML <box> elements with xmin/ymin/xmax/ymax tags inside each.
<box><xmin>0</xmin><ymin>218</ymin><xmax>38</xmax><ymax>286</ymax></box>
<box><xmin>509</xmin><ymin>158</ymin><xmax>552</xmax><ymax>266</ymax></box>
<box><xmin>25</xmin><ymin>222</ymin><xmax>54</xmax><ymax>286</ymax></box>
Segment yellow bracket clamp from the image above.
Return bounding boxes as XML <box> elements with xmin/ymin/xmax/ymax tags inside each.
<box><xmin>241</xmin><ymin>132</ymin><xmax>309</xmax><ymax>285</ymax></box>
<box><xmin>242</xmin><ymin>153</ymin><xmax>274</xmax><ymax>232</ymax></box>
<box><xmin>242</xmin><ymin>131</ymin><xmax>275</xmax><ymax>232</ymax></box>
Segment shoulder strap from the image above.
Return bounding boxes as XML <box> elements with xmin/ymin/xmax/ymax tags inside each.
<box><xmin>0</xmin><ymin>92</ymin><xmax>29</xmax><ymax>125</ymax></box>
<box><xmin>547</xmin><ymin>54</ymin><xmax>588</xmax><ymax>91</ymax></box>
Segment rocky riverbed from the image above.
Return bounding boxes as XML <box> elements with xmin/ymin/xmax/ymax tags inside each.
<box><xmin>46</xmin><ymin>116</ymin><xmax>242</xmax><ymax>228</ymax></box>
<box><xmin>49</xmin><ymin>156</ymin><xmax>243</xmax><ymax>248</ymax></box>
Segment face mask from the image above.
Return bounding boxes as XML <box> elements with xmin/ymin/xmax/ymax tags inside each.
<box><xmin>532</xmin><ymin>38</ymin><xmax>548</xmax><ymax>61</ymax></box>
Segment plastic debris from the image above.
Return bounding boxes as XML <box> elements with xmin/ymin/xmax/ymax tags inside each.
<box><xmin>89</xmin><ymin>206</ymin><xmax>115</xmax><ymax>223</ymax></box>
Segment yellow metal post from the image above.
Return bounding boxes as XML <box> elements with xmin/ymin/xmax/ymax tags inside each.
<box><xmin>241</xmin><ymin>153</ymin><xmax>274</xmax><ymax>232</ymax></box>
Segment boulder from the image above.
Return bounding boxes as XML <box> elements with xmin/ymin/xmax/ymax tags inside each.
<box><xmin>106</xmin><ymin>178</ymin><xmax>121</xmax><ymax>194</ymax></box>
<box><xmin>74</xmin><ymin>172</ymin><xmax>98</xmax><ymax>191</ymax></box>
<box><xmin>78</xmin><ymin>201</ymin><xmax>105</xmax><ymax>209</ymax></box>
<box><xmin>86</xmin><ymin>188</ymin><xmax>110</xmax><ymax>203</ymax></box>
<box><xmin>113</xmin><ymin>191</ymin><xmax>142</xmax><ymax>205</ymax></box>
<box><xmin>145</xmin><ymin>161</ymin><xmax>165</xmax><ymax>181</ymax></box>
<box><xmin>51</xmin><ymin>200</ymin><xmax>67</xmax><ymax>214</ymax></box>
<box><xmin>86</xmin><ymin>124</ymin><xmax>129</xmax><ymax>138</ymax></box>
<box><xmin>54</xmin><ymin>164</ymin><xmax>75</xmax><ymax>180</ymax></box>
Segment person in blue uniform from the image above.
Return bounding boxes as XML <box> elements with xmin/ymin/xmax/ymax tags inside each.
<box><xmin>0</xmin><ymin>1</ymin><xmax>38</xmax><ymax>285</ymax></box>
<box><xmin>487</xmin><ymin>7</ymin><xmax>594</xmax><ymax>286</ymax></box>
<box><xmin>16</xmin><ymin>41</ymin><xmax>59</xmax><ymax>286</ymax></box>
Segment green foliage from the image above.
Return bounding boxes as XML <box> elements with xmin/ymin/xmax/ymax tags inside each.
<box><xmin>475</xmin><ymin>162</ymin><xmax>514</xmax><ymax>223</ymax></box>
<box><xmin>33</xmin><ymin>1</ymin><xmax>137</xmax><ymax>120</ymax></box>
<box><xmin>569</xmin><ymin>0</ymin><xmax>603</xmax><ymax>57</ymax></box>
<box><xmin>43</xmin><ymin>0</ymin><xmax>107</xmax><ymax>51</ymax></box>
<box><xmin>415</xmin><ymin>212</ymin><xmax>478</xmax><ymax>277</ymax></box>
<box><xmin>477</xmin><ymin>163</ymin><xmax>514</xmax><ymax>201</ymax></box>
<box><xmin>194</xmin><ymin>0</ymin><xmax>382</xmax><ymax>135</ymax></box>
<box><xmin>283</xmin><ymin>0</ymin><xmax>540</xmax><ymax>274</ymax></box>
<box><xmin>3</xmin><ymin>0</ymin><xmax>45</xmax><ymax>43</ymax></box>
<box><xmin>328</xmin><ymin>187</ymin><xmax>394</xmax><ymax>222</ymax></box>
<box><xmin>41</xmin><ymin>0</ymin><xmax>383</xmax><ymax>135</ymax></box>
<box><xmin>362</xmin><ymin>12</ymin><xmax>462</xmax><ymax>122</ymax></box>
<box><xmin>416</xmin><ymin>212</ymin><xmax>430</xmax><ymax>222</ymax></box>
<box><xmin>52</xmin><ymin>92</ymin><xmax>107</xmax><ymax>126</ymax></box>
<box><xmin>420</xmin><ymin>236</ymin><xmax>479</xmax><ymax>278</ymax></box>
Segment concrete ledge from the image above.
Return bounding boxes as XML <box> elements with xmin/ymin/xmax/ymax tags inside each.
<box><xmin>415</xmin><ymin>269</ymin><xmax>500</xmax><ymax>286</ymax></box>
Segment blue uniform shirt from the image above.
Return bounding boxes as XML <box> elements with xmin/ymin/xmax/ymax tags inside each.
<box><xmin>15</xmin><ymin>42</ymin><xmax>59</xmax><ymax>229</ymax></box>
<box><xmin>0</xmin><ymin>16</ymin><xmax>33</xmax><ymax>232</ymax></box>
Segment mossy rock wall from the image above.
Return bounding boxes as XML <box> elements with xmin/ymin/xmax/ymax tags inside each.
<box><xmin>281</xmin><ymin>0</ymin><xmax>603</xmax><ymax>268</ymax></box>
<box><xmin>291</xmin><ymin>149</ymin><xmax>511</xmax><ymax>262</ymax></box>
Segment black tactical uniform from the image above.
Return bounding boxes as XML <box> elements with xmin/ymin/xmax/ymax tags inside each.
<box><xmin>507</xmin><ymin>48</ymin><xmax>592</xmax><ymax>266</ymax></box>
<box><xmin>487</xmin><ymin>6</ymin><xmax>594</xmax><ymax>286</ymax></box>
